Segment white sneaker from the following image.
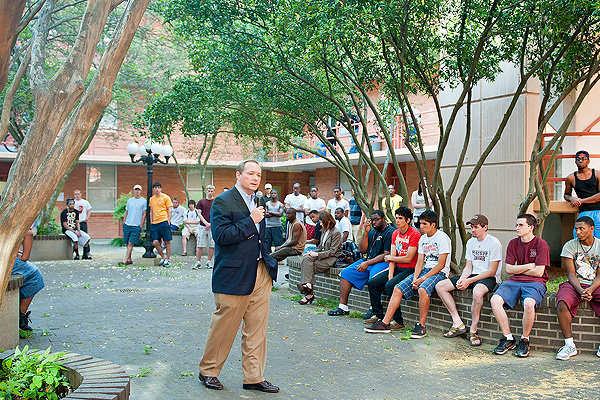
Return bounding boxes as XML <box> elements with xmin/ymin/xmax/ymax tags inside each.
<box><xmin>192</xmin><ymin>261</ymin><xmax>202</xmax><ymax>270</ymax></box>
<box><xmin>597</xmin><ymin>345</ymin><xmax>600</xmax><ymax>358</ymax></box>
<box><xmin>162</xmin><ymin>259</ymin><xmax>171</xmax><ymax>267</ymax></box>
<box><xmin>556</xmin><ymin>345</ymin><xmax>578</xmax><ymax>360</ymax></box>
<box><xmin>206</xmin><ymin>261</ymin><xmax>213</xmax><ymax>269</ymax></box>
<box><xmin>158</xmin><ymin>258</ymin><xmax>165</xmax><ymax>266</ymax></box>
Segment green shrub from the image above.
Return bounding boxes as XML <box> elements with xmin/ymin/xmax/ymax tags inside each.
<box><xmin>0</xmin><ymin>346</ymin><xmax>68</xmax><ymax>400</ymax></box>
<box><xmin>37</xmin><ymin>208</ymin><xmax>62</xmax><ymax>235</ymax></box>
<box><xmin>109</xmin><ymin>238</ymin><xmax>124</xmax><ymax>247</ymax></box>
<box><xmin>113</xmin><ymin>191</ymin><xmax>133</xmax><ymax>223</ymax></box>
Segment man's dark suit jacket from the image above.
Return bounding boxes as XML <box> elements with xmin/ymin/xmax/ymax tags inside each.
<box><xmin>209</xmin><ymin>187</ymin><xmax>278</xmax><ymax>295</ymax></box>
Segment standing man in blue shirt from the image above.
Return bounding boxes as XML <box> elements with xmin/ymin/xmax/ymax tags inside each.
<box><xmin>120</xmin><ymin>184</ymin><xmax>146</xmax><ymax>266</ymax></box>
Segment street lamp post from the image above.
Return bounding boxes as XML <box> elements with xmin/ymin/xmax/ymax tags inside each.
<box><xmin>127</xmin><ymin>140</ymin><xmax>174</xmax><ymax>258</ymax></box>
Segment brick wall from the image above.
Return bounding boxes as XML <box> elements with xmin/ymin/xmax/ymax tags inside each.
<box><xmin>288</xmin><ymin>258</ymin><xmax>600</xmax><ymax>354</ymax></box>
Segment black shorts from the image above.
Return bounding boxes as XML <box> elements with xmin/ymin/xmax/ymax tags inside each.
<box><xmin>449</xmin><ymin>274</ymin><xmax>498</xmax><ymax>293</ymax></box>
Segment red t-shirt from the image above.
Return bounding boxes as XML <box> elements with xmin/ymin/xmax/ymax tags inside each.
<box><xmin>505</xmin><ymin>236</ymin><xmax>550</xmax><ymax>284</ymax></box>
<box><xmin>391</xmin><ymin>226</ymin><xmax>421</xmax><ymax>269</ymax></box>
<box><xmin>198</xmin><ymin>198</ymin><xmax>214</xmax><ymax>226</ymax></box>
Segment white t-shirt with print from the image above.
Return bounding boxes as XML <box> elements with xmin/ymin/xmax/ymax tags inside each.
<box><xmin>418</xmin><ymin>229</ymin><xmax>452</xmax><ymax>276</ymax></box>
<box><xmin>465</xmin><ymin>234</ymin><xmax>503</xmax><ymax>284</ymax></box>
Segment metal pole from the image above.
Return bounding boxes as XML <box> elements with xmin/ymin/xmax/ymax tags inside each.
<box><xmin>142</xmin><ymin>153</ymin><xmax>156</xmax><ymax>258</ymax></box>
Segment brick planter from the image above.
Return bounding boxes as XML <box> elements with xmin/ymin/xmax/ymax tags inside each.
<box><xmin>288</xmin><ymin>257</ymin><xmax>600</xmax><ymax>354</ymax></box>
<box><xmin>60</xmin><ymin>353</ymin><xmax>130</xmax><ymax>400</ymax></box>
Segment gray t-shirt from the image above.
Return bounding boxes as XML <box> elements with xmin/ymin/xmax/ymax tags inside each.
<box><xmin>560</xmin><ymin>238</ymin><xmax>600</xmax><ymax>285</ymax></box>
<box><xmin>125</xmin><ymin>197</ymin><xmax>147</xmax><ymax>227</ymax></box>
<box><xmin>266</xmin><ymin>201</ymin><xmax>284</xmax><ymax>228</ymax></box>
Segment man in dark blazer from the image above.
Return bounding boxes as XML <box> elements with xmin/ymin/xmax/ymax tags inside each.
<box><xmin>198</xmin><ymin>159</ymin><xmax>279</xmax><ymax>393</ymax></box>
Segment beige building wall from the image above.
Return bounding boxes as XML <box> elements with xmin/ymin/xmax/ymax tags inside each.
<box><xmin>438</xmin><ymin>63</ymin><xmax>542</xmax><ymax>256</ymax></box>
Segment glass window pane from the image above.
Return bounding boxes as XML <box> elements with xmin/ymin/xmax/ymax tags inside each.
<box><xmin>87</xmin><ymin>165</ymin><xmax>116</xmax><ymax>188</ymax></box>
<box><xmin>187</xmin><ymin>169</ymin><xmax>213</xmax><ymax>190</ymax></box>
<box><xmin>87</xmin><ymin>188</ymin><xmax>115</xmax><ymax>212</ymax></box>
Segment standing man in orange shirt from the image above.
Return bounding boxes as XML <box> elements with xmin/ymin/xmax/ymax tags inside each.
<box><xmin>149</xmin><ymin>182</ymin><xmax>173</xmax><ymax>266</ymax></box>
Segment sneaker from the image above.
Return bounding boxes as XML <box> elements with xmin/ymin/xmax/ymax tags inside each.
<box><xmin>73</xmin><ymin>254</ymin><xmax>80</xmax><ymax>260</ymax></box>
<box><xmin>364</xmin><ymin>320</ymin><xmax>391</xmax><ymax>334</ymax></box>
<box><xmin>327</xmin><ymin>307</ymin><xmax>349</xmax><ymax>316</ymax></box>
<box><xmin>363</xmin><ymin>315</ymin><xmax>380</xmax><ymax>324</ymax></box>
<box><xmin>162</xmin><ymin>259</ymin><xmax>171</xmax><ymax>267</ymax></box>
<box><xmin>597</xmin><ymin>345</ymin><xmax>600</xmax><ymax>358</ymax></box>
<box><xmin>158</xmin><ymin>258</ymin><xmax>165</xmax><ymax>266</ymax></box>
<box><xmin>192</xmin><ymin>261</ymin><xmax>202</xmax><ymax>270</ymax></box>
<box><xmin>493</xmin><ymin>337</ymin><xmax>517</xmax><ymax>355</ymax></box>
<box><xmin>411</xmin><ymin>323</ymin><xmax>427</xmax><ymax>339</ymax></box>
<box><xmin>362</xmin><ymin>309</ymin><xmax>375</xmax><ymax>320</ymax></box>
<box><xmin>390</xmin><ymin>321</ymin><xmax>405</xmax><ymax>331</ymax></box>
<box><xmin>19</xmin><ymin>311</ymin><xmax>32</xmax><ymax>331</ymax></box>
<box><xmin>515</xmin><ymin>338</ymin><xmax>530</xmax><ymax>357</ymax></box>
<box><xmin>206</xmin><ymin>261</ymin><xmax>213</xmax><ymax>269</ymax></box>
<box><xmin>556</xmin><ymin>345</ymin><xmax>578</xmax><ymax>360</ymax></box>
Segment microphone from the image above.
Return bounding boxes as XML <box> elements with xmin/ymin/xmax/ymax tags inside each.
<box><xmin>255</xmin><ymin>191</ymin><xmax>265</xmax><ymax>207</ymax></box>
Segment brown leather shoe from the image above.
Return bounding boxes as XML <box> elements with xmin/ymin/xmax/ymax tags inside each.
<box><xmin>199</xmin><ymin>373</ymin><xmax>223</xmax><ymax>390</ymax></box>
<box><xmin>243</xmin><ymin>380</ymin><xmax>280</xmax><ymax>393</ymax></box>
<box><xmin>297</xmin><ymin>283</ymin><xmax>312</xmax><ymax>295</ymax></box>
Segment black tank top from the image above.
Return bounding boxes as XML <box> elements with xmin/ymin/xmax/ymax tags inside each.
<box><xmin>574</xmin><ymin>168</ymin><xmax>600</xmax><ymax>211</ymax></box>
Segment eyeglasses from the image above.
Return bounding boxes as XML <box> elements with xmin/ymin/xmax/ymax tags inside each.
<box><xmin>370</xmin><ymin>217</ymin><xmax>382</xmax><ymax>222</ymax></box>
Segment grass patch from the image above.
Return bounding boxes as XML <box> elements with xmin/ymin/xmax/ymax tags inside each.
<box><xmin>19</xmin><ymin>329</ymin><xmax>32</xmax><ymax>339</ymax></box>
<box><xmin>349</xmin><ymin>311</ymin><xmax>363</xmax><ymax>318</ymax></box>
<box><xmin>547</xmin><ymin>276</ymin><xmax>568</xmax><ymax>293</ymax></box>
<box><xmin>314</xmin><ymin>297</ymin><xmax>338</xmax><ymax>309</ymax></box>
<box><xmin>281</xmin><ymin>294</ymin><xmax>303</xmax><ymax>302</ymax></box>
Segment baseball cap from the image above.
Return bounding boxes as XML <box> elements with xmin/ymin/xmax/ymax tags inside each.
<box><xmin>133</xmin><ymin>184</ymin><xmax>142</xmax><ymax>190</ymax></box>
<box><xmin>265</xmin><ymin>183</ymin><xmax>273</xmax><ymax>190</ymax></box>
<box><xmin>466</xmin><ymin>214</ymin><xmax>488</xmax><ymax>226</ymax></box>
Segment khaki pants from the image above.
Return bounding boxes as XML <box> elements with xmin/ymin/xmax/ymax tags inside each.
<box><xmin>198</xmin><ymin>261</ymin><xmax>272</xmax><ymax>383</ymax></box>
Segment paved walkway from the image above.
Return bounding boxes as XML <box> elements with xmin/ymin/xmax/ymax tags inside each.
<box><xmin>19</xmin><ymin>244</ymin><xmax>600</xmax><ymax>399</ymax></box>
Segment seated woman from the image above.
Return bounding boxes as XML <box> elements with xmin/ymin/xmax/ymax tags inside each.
<box><xmin>297</xmin><ymin>211</ymin><xmax>342</xmax><ymax>305</ymax></box>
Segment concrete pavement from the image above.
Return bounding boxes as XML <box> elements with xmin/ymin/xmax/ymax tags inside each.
<box><xmin>19</xmin><ymin>244</ymin><xmax>600</xmax><ymax>399</ymax></box>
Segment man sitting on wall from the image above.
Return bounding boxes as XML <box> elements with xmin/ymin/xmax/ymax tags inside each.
<box><xmin>328</xmin><ymin>210</ymin><xmax>394</xmax><ymax>316</ymax></box>
<box><xmin>555</xmin><ymin>216</ymin><xmax>600</xmax><ymax>360</ymax></box>
<box><xmin>61</xmin><ymin>198</ymin><xmax>92</xmax><ymax>260</ymax></box>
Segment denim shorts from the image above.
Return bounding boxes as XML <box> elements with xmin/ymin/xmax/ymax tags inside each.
<box><xmin>494</xmin><ymin>280</ymin><xmax>546</xmax><ymax>309</ymax></box>
<box><xmin>123</xmin><ymin>224</ymin><xmax>141</xmax><ymax>244</ymax></box>
<box><xmin>12</xmin><ymin>258</ymin><xmax>44</xmax><ymax>299</ymax></box>
<box><xmin>395</xmin><ymin>268</ymin><xmax>447</xmax><ymax>300</ymax></box>
<box><xmin>150</xmin><ymin>221</ymin><xmax>172</xmax><ymax>242</ymax></box>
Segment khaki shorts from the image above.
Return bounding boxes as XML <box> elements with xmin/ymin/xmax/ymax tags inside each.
<box><xmin>197</xmin><ymin>226</ymin><xmax>214</xmax><ymax>248</ymax></box>
<box><xmin>182</xmin><ymin>224</ymin><xmax>200</xmax><ymax>239</ymax></box>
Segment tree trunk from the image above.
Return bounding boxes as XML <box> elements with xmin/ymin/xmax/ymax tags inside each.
<box><xmin>0</xmin><ymin>0</ymin><xmax>151</xmax><ymax>306</ymax></box>
<box><xmin>0</xmin><ymin>0</ymin><xmax>27</xmax><ymax>93</ymax></box>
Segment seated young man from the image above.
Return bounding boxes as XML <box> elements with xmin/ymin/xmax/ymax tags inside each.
<box><xmin>12</xmin><ymin>225</ymin><xmax>44</xmax><ymax>331</ymax></box>
<box><xmin>363</xmin><ymin>206</ymin><xmax>420</xmax><ymax>330</ymax></box>
<box><xmin>435</xmin><ymin>214</ymin><xmax>502</xmax><ymax>345</ymax></box>
<box><xmin>491</xmin><ymin>213</ymin><xmax>550</xmax><ymax>357</ymax></box>
<box><xmin>327</xmin><ymin>210</ymin><xmax>395</xmax><ymax>316</ymax></box>
<box><xmin>61</xmin><ymin>198</ymin><xmax>92</xmax><ymax>260</ymax></box>
<box><xmin>555</xmin><ymin>216</ymin><xmax>600</xmax><ymax>360</ymax></box>
<box><xmin>365</xmin><ymin>210</ymin><xmax>450</xmax><ymax>337</ymax></box>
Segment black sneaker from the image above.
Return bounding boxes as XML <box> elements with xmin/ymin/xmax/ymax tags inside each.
<box><xmin>362</xmin><ymin>309</ymin><xmax>375</xmax><ymax>320</ymax></box>
<box><xmin>364</xmin><ymin>320</ymin><xmax>391</xmax><ymax>334</ymax></box>
<box><xmin>73</xmin><ymin>254</ymin><xmax>80</xmax><ymax>260</ymax></box>
<box><xmin>327</xmin><ymin>307</ymin><xmax>349</xmax><ymax>316</ymax></box>
<box><xmin>410</xmin><ymin>323</ymin><xmax>427</xmax><ymax>339</ymax></box>
<box><xmin>515</xmin><ymin>338</ymin><xmax>530</xmax><ymax>357</ymax></box>
<box><xmin>493</xmin><ymin>337</ymin><xmax>517</xmax><ymax>355</ymax></box>
<box><xmin>19</xmin><ymin>311</ymin><xmax>32</xmax><ymax>331</ymax></box>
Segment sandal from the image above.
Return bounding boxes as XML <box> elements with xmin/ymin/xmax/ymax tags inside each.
<box><xmin>298</xmin><ymin>294</ymin><xmax>314</xmax><ymax>305</ymax></box>
<box><xmin>443</xmin><ymin>323</ymin><xmax>467</xmax><ymax>338</ymax></box>
<box><xmin>468</xmin><ymin>331</ymin><xmax>481</xmax><ymax>346</ymax></box>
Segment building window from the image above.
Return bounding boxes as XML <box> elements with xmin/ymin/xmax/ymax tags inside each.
<box><xmin>187</xmin><ymin>169</ymin><xmax>213</xmax><ymax>200</ymax></box>
<box><xmin>86</xmin><ymin>164</ymin><xmax>117</xmax><ymax>212</ymax></box>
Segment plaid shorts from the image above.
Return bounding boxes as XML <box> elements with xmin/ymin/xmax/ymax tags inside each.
<box><xmin>395</xmin><ymin>268</ymin><xmax>447</xmax><ymax>300</ymax></box>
